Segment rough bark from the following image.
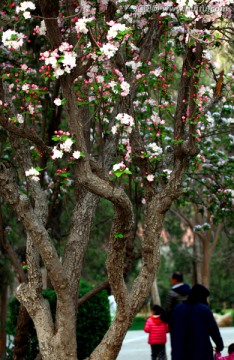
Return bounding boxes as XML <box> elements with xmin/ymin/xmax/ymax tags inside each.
<box><xmin>0</xmin><ymin>2</ymin><xmax>211</xmax><ymax>359</ymax></box>
<box><xmin>0</xmin><ymin>285</ymin><xmax>7</xmax><ymax>360</ymax></box>
<box><xmin>151</xmin><ymin>277</ymin><xmax>161</xmax><ymax>306</ymax></box>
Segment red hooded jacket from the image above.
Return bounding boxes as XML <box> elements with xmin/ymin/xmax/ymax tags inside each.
<box><xmin>215</xmin><ymin>353</ymin><xmax>234</xmax><ymax>360</ymax></box>
<box><xmin>144</xmin><ymin>316</ymin><xmax>169</xmax><ymax>345</ymax></box>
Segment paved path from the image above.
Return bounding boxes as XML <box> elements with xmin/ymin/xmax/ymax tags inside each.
<box><xmin>117</xmin><ymin>327</ymin><xmax>234</xmax><ymax>360</ymax></box>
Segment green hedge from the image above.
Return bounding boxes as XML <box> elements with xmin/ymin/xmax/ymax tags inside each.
<box><xmin>129</xmin><ymin>316</ymin><xmax>146</xmax><ymax>331</ymax></box>
<box><xmin>77</xmin><ymin>281</ymin><xmax>110</xmax><ymax>359</ymax></box>
<box><xmin>6</xmin><ymin>280</ymin><xmax>110</xmax><ymax>359</ymax></box>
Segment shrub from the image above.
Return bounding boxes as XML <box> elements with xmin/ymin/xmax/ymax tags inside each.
<box><xmin>77</xmin><ymin>280</ymin><xmax>110</xmax><ymax>359</ymax></box>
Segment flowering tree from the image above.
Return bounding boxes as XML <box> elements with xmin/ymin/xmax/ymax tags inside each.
<box><xmin>175</xmin><ymin>98</ymin><xmax>234</xmax><ymax>288</ymax></box>
<box><xmin>0</xmin><ymin>0</ymin><xmax>233</xmax><ymax>359</ymax></box>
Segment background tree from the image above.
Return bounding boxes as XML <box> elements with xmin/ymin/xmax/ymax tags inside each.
<box><xmin>175</xmin><ymin>95</ymin><xmax>234</xmax><ymax>288</ymax></box>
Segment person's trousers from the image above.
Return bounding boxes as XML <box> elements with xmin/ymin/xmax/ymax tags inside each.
<box><xmin>150</xmin><ymin>343</ymin><xmax>166</xmax><ymax>360</ymax></box>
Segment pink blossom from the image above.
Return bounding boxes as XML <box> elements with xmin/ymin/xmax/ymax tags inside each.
<box><xmin>120</xmin><ymin>81</ymin><xmax>130</xmax><ymax>96</ymax></box>
<box><xmin>146</xmin><ymin>174</ymin><xmax>154</xmax><ymax>182</ymax></box>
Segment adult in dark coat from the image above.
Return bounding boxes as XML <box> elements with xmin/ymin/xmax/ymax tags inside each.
<box><xmin>165</xmin><ymin>271</ymin><xmax>191</xmax><ymax>322</ymax></box>
<box><xmin>171</xmin><ymin>284</ymin><xmax>224</xmax><ymax>360</ymax></box>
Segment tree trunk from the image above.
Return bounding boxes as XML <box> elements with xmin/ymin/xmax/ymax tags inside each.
<box><xmin>202</xmin><ymin>240</ymin><xmax>211</xmax><ymax>289</ymax></box>
<box><xmin>0</xmin><ymin>285</ymin><xmax>7</xmax><ymax>360</ymax></box>
<box><xmin>193</xmin><ymin>235</ymin><xmax>203</xmax><ymax>284</ymax></box>
<box><xmin>13</xmin><ymin>305</ymin><xmax>31</xmax><ymax>360</ymax></box>
<box><xmin>151</xmin><ymin>277</ymin><xmax>161</xmax><ymax>305</ymax></box>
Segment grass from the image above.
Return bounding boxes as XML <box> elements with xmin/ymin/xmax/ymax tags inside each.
<box><xmin>129</xmin><ymin>316</ymin><xmax>147</xmax><ymax>330</ymax></box>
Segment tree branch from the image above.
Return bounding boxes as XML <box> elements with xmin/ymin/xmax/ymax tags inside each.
<box><xmin>78</xmin><ymin>281</ymin><xmax>110</xmax><ymax>307</ymax></box>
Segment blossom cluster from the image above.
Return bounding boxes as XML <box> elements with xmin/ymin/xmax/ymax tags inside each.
<box><xmin>111</xmin><ymin>113</ymin><xmax>134</xmax><ymax>135</ymax></box>
<box><xmin>2</xmin><ymin>29</ymin><xmax>25</xmax><ymax>50</ymax></box>
<box><xmin>106</xmin><ymin>21</ymin><xmax>130</xmax><ymax>40</ymax></box>
<box><xmin>33</xmin><ymin>21</ymin><xmax>47</xmax><ymax>36</ymax></box>
<box><xmin>99</xmin><ymin>20</ymin><xmax>131</xmax><ymax>59</ymax></box>
<box><xmin>52</xmin><ymin>131</ymin><xmax>73</xmax><ymax>159</ymax></box>
<box><xmin>146</xmin><ymin>143</ymin><xmax>163</xmax><ymax>159</ymax></box>
<box><xmin>16</xmin><ymin>1</ymin><xmax>36</xmax><ymax>19</ymax></box>
<box><xmin>51</xmin><ymin>130</ymin><xmax>84</xmax><ymax>162</ymax></box>
<box><xmin>40</xmin><ymin>43</ymin><xmax>77</xmax><ymax>78</ymax></box>
<box><xmin>75</xmin><ymin>17</ymin><xmax>93</xmax><ymax>34</ymax></box>
<box><xmin>25</xmin><ymin>167</ymin><xmax>40</xmax><ymax>182</ymax></box>
<box><xmin>100</xmin><ymin>43</ymin><xmax>119</xmax><ymax>59</ymax></box>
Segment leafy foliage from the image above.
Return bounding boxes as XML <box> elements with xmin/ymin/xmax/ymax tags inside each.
<box><xmin>77</xmin><ymin>280</ymin><xmax>110</xmax><ymax>359</ymax></box>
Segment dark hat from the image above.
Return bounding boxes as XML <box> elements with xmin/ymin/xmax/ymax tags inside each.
<box><xmin>187</xmin><ymin>284</ymin><xmax>210</xmax><ymax>304</ymax></box>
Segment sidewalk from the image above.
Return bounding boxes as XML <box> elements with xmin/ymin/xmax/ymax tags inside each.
<box><xmin>117</xmin><ymin>327</ymin><xmax>234</xmax><ymax>360</ymax></box>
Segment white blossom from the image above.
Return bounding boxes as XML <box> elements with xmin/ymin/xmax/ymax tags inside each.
<box><xmin>146</xmin><ymin>174</ymin><xmax>154</xmax><ymax>182</ymax></box>
<box><xmin>28</xmin><ymin>104</ymin><xmax>35</xmax><ymax>114</ymax></box>
<box><xmin>162</xmin><ymin>169</ymin><xmax>172</xmax><ymax>178</ymax></box>
<box><xmin>111</xmin><ymin>125</ymin><xmax>118</xmax><ymax>134</ymax></box>
<box><xmin>54</xmin><ymin>68</ymin><xmax>65</xmax><ymax>78</ymax></box>
<box><xmin>62</xmin><ymin>52</ymin><xmax>77</xmax><ymax>70</ymax></box>
<box><xmin>120</xmin><ymin>81</ymin><xmax>130</xmax><ymax>96</ymax></box>
<box><xmin>113</xmin><ymin>162</ymin><xmax>126</xmax><ymax>171</ymax></box>
<box><xmin>100</xmin><ymin>43</ymin><xmax>119</xmax><ymax>59</ymax></box>
<box><xmin>35</xmin><ymin>20</ymin><xmax>47</xmax><ymax>35</ymax></box>
<box><xmin>17</xmin><ymin>114</ymin><xmax>24</xmax><ymax>124</ymax></box>
<box><xmin>16</xmin><ymin>1</ymin><xmax>36</xmax><ymax>18</ymax></box>
<box><xmin>107</xmin><ymin>22</ymin><xmax>129</xmax><ymax>40</ymax></box>
<box><xmin>116</xmin><ymin>113</ymin><xmax>134</xmax><ymax>127</ymax></box>
<box><xmin>75</xmin><ymin>18</ymin><xmax>93</xmax><ymax>34</ymax></box>
<box><xmin>60</xmin><ymin>138</ymin><xmax>73</xmax><ymax>152</ymax></box>
<box><xmin>170</xmin><ymin>26</ymin><xmax>185</xmax><ymax>37</ymax></box>
<box><xmin>16</xmin><ymin>1</ymin><xmax>36</xmax><ymax>12</ymax></box>
<box><xmin>21</xmin><ymin>64</ymin><xmax>28</xmax><ymax>71</ymax></box>
<box><xmin>151</xmin><ymin>112</ymin><xmax>164</xmax><ymax>125</ymax></box>
<box><xmin>23</xmin><ymin>11</ymin><xmax>31</xmax><ymax>19</ymax></box>
<box><xmin>126</xmin><ymin>61</ymin><xmax>142</xmax><ymax>73</ymax></box>
<box><xmin>52</xmin><ymin>147</ymin><xmax>63</xmax><ymax>159</ymax></box>
<box><xmin>225</xmin><ymin>118</ymin><xmax>234</xmax><ymax>125</ymax></box>
<box><xmin>25</xmin><ymin>167</ymin><xmax>40</xmax><ymax>181</ymax></box>
<box><xmin>109</xmin><ymin>81</ymin><xmax>118</xmax><ymax>93</ymax></box>
<box><xmin>96</xmin><ymin>75</ymin><xmax>104</xmax><ymax>83</ymax></box>
<box><xmin>150</xmin><ymin>67</ymin><xmax>163</xmax><ymax>77</ymax></box>
<box><xmin>22</xmin><ymin>84</ymin><xmax>30</xmax><ymax>91</ymax></box>
<box><xmin>147</xmin><ymin>143</ymin><xmax>163</xmax><ymax>156</ymax></box>
<box><xmin>54</xmin><ymin>98</ymin><xmax>62</xmax><ymax>106</ymax></box>
<box><xmin>73</xmin><ymin>151</ymin><xmax>82</xmax><ymax>159</ymax></box>
<box><xmin>2</xmin><ymin>29</ymin><xmax>24</xmax><ymax>50</ymax></box>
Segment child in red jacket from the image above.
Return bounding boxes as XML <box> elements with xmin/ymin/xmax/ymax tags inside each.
<box><xmin>144</xmin><ymin>305</ymin><xmax>169</xmax><ymax>360</ymax></box>
<box><xmin>215</xmin><ymin>343</ymin><xmax>234</xmax><ymax>360</ymax></box>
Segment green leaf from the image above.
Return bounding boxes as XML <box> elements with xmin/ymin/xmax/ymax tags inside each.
<box><xmin>114</xmin><ymin>232</ymin><xmax>124</xmax><ymax>239</ymax></box>
<box><xmin>115</xmin><ymin>171</ymin><xmax>123</xmax><ymax>178</ymax></box>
